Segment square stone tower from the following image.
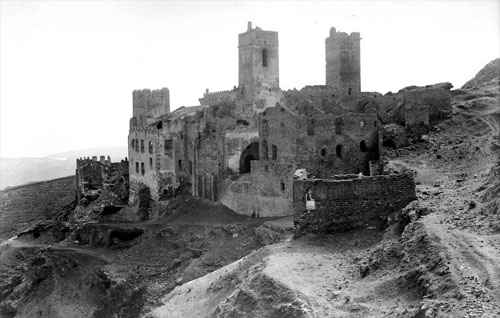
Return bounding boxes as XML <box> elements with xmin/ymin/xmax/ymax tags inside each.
<box><xmin>325</xmin><ymin>27</ymin><xmax>361</xmax><ymax>95</ymax></box>
<box><xmin>131</xmin><ymin>88</ymin><xmax>170</xmax><ymax>127</ymax></box>
<box><xmin>238</xmin><ymin>22</ymin><xmax>279</xmax><ymax>102</ymax></box>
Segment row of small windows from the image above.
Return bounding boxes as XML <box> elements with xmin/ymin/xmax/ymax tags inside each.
<box><xmin>261</xmin><ymin>141</ymin><xmax>277</xmax><ymax>160</ymax></box>
<box><xmin>318</xmin><ymin>141</ymin><xmax>367</xmax><ymax>159</ymax></box>
<box><xmin>135</xmin><ymin>158</ymin><xmax>154</xmax><ymax>175</ymax></box>
<box><xmin>130</xmin><ymin>139</ymin><xmax>154</xmax><ymax>154</ymax></box>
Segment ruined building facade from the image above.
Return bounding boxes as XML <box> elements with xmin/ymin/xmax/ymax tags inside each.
<box><xmin>126</xmin><ymin>23</ymin><xmax>448</xmax><ymax>222</ymax></box>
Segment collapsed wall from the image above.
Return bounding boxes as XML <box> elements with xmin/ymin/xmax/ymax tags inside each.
<box><xmin>293</xmin><ymin>174</ymin><xmax>416</xmax><ymax>235</ymax></box>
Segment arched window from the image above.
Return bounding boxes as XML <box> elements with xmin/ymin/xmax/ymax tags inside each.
<box><xmin>262</xmin><ymin>48</ymin><xmax>268</xmax><ymax>67</ymax></box>
<box><xmin>262</xmin><ymin>140</ymin><xmax>269</xmax><ymax>160</ymax></box>
<box><xmin>272</xmin><ymin>145</ymin><xmax>277</xmax><ymax>160</ymax></box>
<box><xmin>148</xmin><ymin>141</ymin><xmax>153</xmax><ymax>154</ymax></box>
<box><xmin>262</xmin><ymin>119</ymin><xmax>269</xmax><ymax>136</ymax></box>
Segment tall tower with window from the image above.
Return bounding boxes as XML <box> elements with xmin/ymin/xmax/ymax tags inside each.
<box><xmin>325</xmin><ymin>27</ymin><xmax>361</xmax><ymax>95</ymax></box>
<box><xmin>238</xmin><ymin>22</ymin><xmax>280</xmax><ymax>105</ymax></box>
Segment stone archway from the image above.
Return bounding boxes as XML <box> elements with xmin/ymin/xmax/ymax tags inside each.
<box><xmin>239</xmin><ymin>142</ymin><xmax>260</xmax><ymax>174</ymax></box>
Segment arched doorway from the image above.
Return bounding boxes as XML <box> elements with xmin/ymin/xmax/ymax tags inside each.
<box><xmin>239</xmin><ymin>142</ymin><xmax>260</xmax><ymax>174</ymax></box>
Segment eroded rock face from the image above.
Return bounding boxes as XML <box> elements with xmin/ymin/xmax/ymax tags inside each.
<box><xmin>462</xmin><ymin>58</ymin><xmax>500</xmax><ymax>90</ymax></box>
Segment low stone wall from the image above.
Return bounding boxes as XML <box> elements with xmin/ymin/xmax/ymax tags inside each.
<box><xmin>293</xmin><ymin>174</ymin><xmax>416</xmax><ymax>235</ymax></box>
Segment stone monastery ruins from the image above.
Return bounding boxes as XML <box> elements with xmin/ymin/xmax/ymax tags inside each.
<box><xmin>77</xmin><ymin>23</ymin><xmax>452</xmax><ymax>233</ymax></box>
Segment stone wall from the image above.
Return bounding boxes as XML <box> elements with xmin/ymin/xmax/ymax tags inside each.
<box><xmin>219</xmin><ymin>160</ymin><xmax>294</xmax><ymax>217</ymax></box>
<box><xmin>76</xmin><ymin>156</ymin><xmax>129</xmax><ymax>207</ymax></box>
<box><xmin>293</xmin><ymin>174</ymin><xmax>416</xmax><ymax>235</ymax></box>
<box><xmin>400</xmin><ymin>83</ymin><xmax>451</xmax><ymax>122</ymax></box>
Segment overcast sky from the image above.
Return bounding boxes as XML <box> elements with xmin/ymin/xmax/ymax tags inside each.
<box><xmin>1</xmin><ymin>0</ymin><xmax>499</xmax><ymax>158</ymax></box>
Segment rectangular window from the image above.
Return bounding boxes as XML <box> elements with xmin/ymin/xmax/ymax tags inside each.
<box><xmin>272</xmin><ymin>145</ymin><xmax>277</xmax><ymax>160</ymax></box>
<box><xmin>178</xmin><ymin>159</ymin><xmax>182</xmax><ymax>171</ymax></box>
<box><xmin>141</xmin><ymin>162</ymin><xmax>145</xmax><ymax>175</ymax></box>
<box><xmin>307</xmin><ymin>119</ymin><xmax>315</xmax><ymax>136</ymax></box>
<box><xmin>189</xmin><ymin>161</ymin><xmax>193</xmax><ymax>174</ymax></box>
<box><xmin>149</xmin><ymin>157</ymin><xmax>153</xmax><ymax>169</ymax></box>
<box><xmin>135</xmin><ymin>139</ymin><xmax>139</xmax><ymax>152</ymax></box>
<box><xmin>135</xmin><ymin>162</ymin><xmax>139</xmax><ymax>173</ymax></box>
<box><xmin>140</xmin><ymin>140</ymin><xmax>144</xmax><ymax>153</ymax></box>
<box><xmin>262</xmin><ymin>49</ymin><xmax>268</xmax><ymax>67</ymax></box>
<box><xmin>164</xmin><ymin>139</ymin><xmax>173</xmax><ymax>154</ymax></box>
<box><xmin>148</xmin><ymin>141</ymin><xmax>153</xmax><ymax>154</ymax></box>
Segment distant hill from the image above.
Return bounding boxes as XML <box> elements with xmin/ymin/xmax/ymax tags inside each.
<box><xmin>0</xmin><ymin>147</ymin><xmax>127</xmax><ymax>190</ymax></box>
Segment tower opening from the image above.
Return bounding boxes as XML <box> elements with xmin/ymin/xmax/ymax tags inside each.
<box><xmin>262</xmin><ymin>49</ymin><xmax>268</xmax><ymax>67</ymax></box>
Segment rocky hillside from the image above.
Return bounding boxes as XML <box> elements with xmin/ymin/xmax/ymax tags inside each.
<box><xmin>0</xmin><ymin>176</ymin><xmax>76</xmax><ymax>241</ymax></box>
<box><xmin>462</xmin><ymin>58</ymin><xmax>500</xmax><ymax>90</ymax></box>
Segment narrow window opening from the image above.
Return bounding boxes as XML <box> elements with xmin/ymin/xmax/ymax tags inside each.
<box><xmin>262</xmin><ymin>48</ymin><xmax>268</xmax><ymax>67</ymax></box>
<box><xmin>307</xmin><ymin>118</ymin><xmax>315</xmax><ymax>135</ymax></box>
<box><xmin>149</xmin><ymin>157</ymin><xmax>153</xmax><ymax>168</ymax></box>
<box><xmin>272</xmin><ymin>145</ymin><xmax>277</xmax><ymax>160</ymax></box>
<box><xmin>262</xmin><ymin>140</ymin><xmax>269</xmax><ymax>160</ymax></box>
<box><xmin>148</xmin><ymin>141</ymin><xmax>153</xmax><ymax>154</ymax></box>
<box><xmin>135</xmin><ymin>162</ymin><xmax>139</xmax><ymax>173</ymax></box>
<box><xmin>189</xmin><ymin>161</ymin><xmax>193</xmax><ymax>174</ymax></box>
<box><xmin>140</xmin><ymin>140</ymin><xmax>144</xmax><ymax>153</ymax></box>
<box><xmin>131</xmin><ymin>139</ymin><xmax>135</xmax><ymax>148</ymax></box>
<box><xmin>348</xmin><ymin>88</ymin><xmax>352</xmax><ymax>95</ymax></box>
<box><xmin>336</xmin><ymin>145</ymin><xmax>343</xmax><ymax>159</ymax></box>
<box><xmin>335</xmin><ymin>118</ymin><xmax>344</xmax><ymax>135</ymax></box>
<box><xmin>264</xmin><ymin>165</ymin><xmax>269</xmax><ymax>172</ymax></box>
<box><xmin>141</xmin><ymin>162</ymin><xmax>145</xmax><ymax>175</ymax></box>
<box><xmin>156</xmin><ymin>121</ymin><xmax>163</xmax><ymax>129</ymax></box>
<box><xmin>164</xmin><ymin>139</ymin><xmax>172</xmax><ymax>155</ymax></box>
<box><xmin>280</xmin><ymin>181</ymin><xmax>285</xmax><ymax>191</ymax></box>
<box><xmin>135</xmin><ymin>139</ymin><xmax>139</xmax><ymax>152</ymax></box>
<box><xmin>374</xmin><ymin>121</ymin><xmax>378</xmax><ymax>127</ymax></box>
<box><xmin>360</xmin><ymin>141</ymin><xmax>368</xmax><ymax>152</ymax></box>
<box><xmin>262</xmin><ymin>119</ymin><xmax>269</xmax><ymax>136</ymax></box>
<box><xmin>178</xmin><ymin>160</ymin><xmax>183</xmax><ymax>171</ymax></box>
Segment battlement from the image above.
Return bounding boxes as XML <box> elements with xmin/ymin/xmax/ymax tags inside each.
<box><xmin>238</xmin><ymin>22</ymin><xmax>278</xmax><ymax>47</ymax></box>
<box><xmin>132</xmin><ymin>87</ymin><xmax>170</xmax><ymax>127</ymax></box>
<box><xmin>199</xmin><ymin>88</ymin><xmax>239</xmax><ymax>106</ymax></box>
<box><xmin>76</xmin><ymin>155</ymin><xmax>128</xmax><ymax>169</ymax></box>
<box><xmin>327</xmin><ymin>27</ymin><xmax>361</xmax><ymax>40</ymax></box>
<box><xmin>129</xmin><ymin>126</ymin><xmax>158</xmax><ymax>133</ymax></box>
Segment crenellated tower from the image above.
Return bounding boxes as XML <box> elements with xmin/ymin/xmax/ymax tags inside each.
<box><xmin>131</xmin><ymin>88</ymin><xmax>170</xmax><ymax>127</ymax></box>
<box><xmin>325</xmin><ymin>27</ymin><xmax>361</xmax><ymax>95</ymax></box>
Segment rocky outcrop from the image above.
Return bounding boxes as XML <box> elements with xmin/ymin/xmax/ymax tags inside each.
<box><xmin>462</xmin><ymin>58</ymin><xmax>500</xmax><ymax>90</ymax></box>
